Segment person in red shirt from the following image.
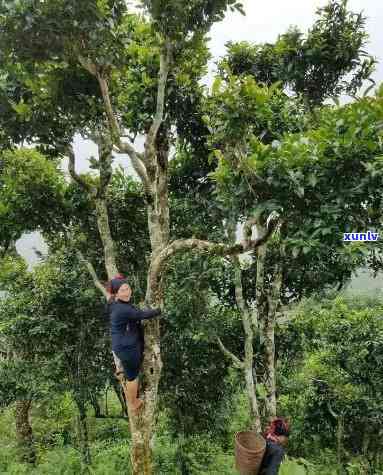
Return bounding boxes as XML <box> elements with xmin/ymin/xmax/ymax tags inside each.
<box><xmin>260</xmin><ymin>418</ymin><xmax>290</xmax><ymax>475</ymax></box>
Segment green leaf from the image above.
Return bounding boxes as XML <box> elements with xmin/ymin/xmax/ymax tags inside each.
<box><xmin>280</xmin><ymin>460</ymin><xmax>307</xmax><ymax>475</ymax></box>
<box><xmin>10</xmin><ymin>100</ymin><xmax>32</xmax><ymax>120</ymax></box>
<box><xmin>256</xmin><ymin>383</ymin><xmax>267</xmax><ymax>399</ymax></box>
<box><xmin>212</xmin><ymin>76</ymin><xmax>222</xmax><ymax>95</ymax></box>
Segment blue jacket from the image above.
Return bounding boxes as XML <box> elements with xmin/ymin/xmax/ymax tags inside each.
<box><xmin>105</xmin><ymin>299</ymin><xmax>161</xmax><ymax>352</ymax></box>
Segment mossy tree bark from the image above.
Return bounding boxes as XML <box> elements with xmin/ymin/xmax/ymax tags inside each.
<box><xmin>15</xmin><ymin>399</ymin><xmax>35</xmax><ymax>464</ymax></box>
<box><xmin>255</xmin><ymin>229</ymin><xmax>283</xmax><ymax>420</ymax></box>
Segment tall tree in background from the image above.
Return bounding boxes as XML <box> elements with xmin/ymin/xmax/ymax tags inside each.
<box><xmin>192</xmin><ymin>0</ymin><xmax>381</xmax><ymax>424</ymax></box>
<box><xmin>206</xmin><ymin>75</ymin><xmax>383</xmax><ymax>422</ymax></box>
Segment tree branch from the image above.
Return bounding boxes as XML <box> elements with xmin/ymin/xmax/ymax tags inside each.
<box><xmin>327</xmin><ymin>401</ymin><xmax>339</xmax><ymax>419</ymax></box>
<box><xmin>95</xmin><ymin>72</ymin><xmax>152</xmax><ymax>194</ymax></box>
<box><xmin>267</xmin><ymin>265</ymin><xmax>283</xmax><ymax>322</ymax></box>
<box><xmin>67</xmin><ymin>145</ymin><xmax>94</xmax><ymax>194</ymax></box>
<box><xmin>233</xmin><ymin>256</ymin><xmax>248</xmax><ymax>315</ymax></box>
<box><xmin>250</xmin><ymin>306</ymin><xmax>259</xmax><ymax>332</ymax></box>
<box><xmin>94</xmin><ymin>198</ymin><xmax>119</xmax><ymax>278</ymax></box>
<box><xmin>217</xmin><ymin>337</ymin><xmax>244</xmax><ymax>369</ymax></box>
<box><xmin>147</xmin><ymin>212</ymin><xmax>280</xmax><ymax>300</ymax></box>
<box><xmin>244</xmin><ymin>212</ymin><xmax>282</xmax><ymax>245</ymax></box>
<box><xmin>95</xmin><ymin>71</ymin><xmax>122</xmax><ymax>142</ymax></box>
<box><xmin>78</xmin><ymin>56</ymin><xmax>152</xmax><ymax>195</ymax></box>
<box><xmin>117</xmin><ymin>143</ymin><xmax>153</xmax><ymax>196</ymax></box>
<box><xmin>94</xmin><ymin>71</ymin><xmax>141</xmax><ymax>160</ymax></box>
<box><xmin>96</xmin><ymin>135</ymin><xmax>113</xmax><ymax>199</ymax></box>
<box><xmin>144</xmin><ymin>41</ymin><xmax>172</xmax><ymax>160</ymax></box>
<box><xmin>76</xmin><ymin>250</ymin><xmax>108</xmax><ymax>300</ymax></box>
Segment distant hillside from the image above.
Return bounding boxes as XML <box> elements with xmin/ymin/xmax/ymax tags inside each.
<box><xmin>345</xmin><ymin>268</ymin><xmax>383</xmax><ymax>296</ymax></box>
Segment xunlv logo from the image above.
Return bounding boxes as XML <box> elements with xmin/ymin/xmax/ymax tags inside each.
<box><xmin>343</xmin><ymin>231</ymin><xmax>380</xmax><ymax>241</ymax></box>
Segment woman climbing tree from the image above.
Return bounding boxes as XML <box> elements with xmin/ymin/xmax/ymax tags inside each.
<box><xmin>259</xmin><ymin>418</ymin><xmax>290</xmax><ymax>475</ymax></box>
<box><xmin>105</xmin><ymin>276</ymin><xmax>161</xmax><ymax>413</ymax></box>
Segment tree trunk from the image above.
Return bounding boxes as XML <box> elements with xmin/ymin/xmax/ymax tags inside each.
<box><xmin>105</xmin><ymin>387</ymin><xmax>109</xmax><ymax>416</ymax></box>
<box><xmin>362</xmin><ymin>428</ymin><xmax>370</xmax><ymax>457</ymax></box>
<box><xmin>92</xmin><ymin>170</ymin><xmax>161</xmax><ymax>472</ymax></box>
<box><xmin>255</xmin><ymin>243</ymin><xmax>273</xmax><ymax>418</ymax></box>
<box><xmin>233</xmin><ymin>260</ymin><xmax>262</xmax><ymax>433</ymax></box>
<box><xmin>89</xmin><ymin>392</ymin><xmax>102</xmax><ymax>418</ymax></box>
<box><xmin>15</xmin><ymin>400</ymin><xmax>35</xmax><ymax>464</ymax></box>
<box><xmin>262</xmin><ymin>319</ymin><xmax>277</xmax><ymax>418</ymax></box>
<box><xmin>336</xmin><ymin>414</ymin><xmax>344</xmax><ymax>474</ymax></box>
<box><xmin>75</xmin><ymin>398</ymin><xmax>91</xmax><ymax>466</ymax></box>
<box><xmin>256</xmin><ymin>239</ymin><xmax>283</xmax><ymax>419</ymax></box>
<box><xmin>128</xmin><ymin>136</ymin><xmax>170</xmax><ymax>474</ymax></box>
<box><xmin>91</xmin><ymin>45</ymin><xmax>172</xmax><ymax>470</ymax></box>
<box><xmin>95</xmin><ymin>198</ymin><xmax>118</xmax><ymax>278</ymax></box>
<box><xmin>266</xmin><ymin>265</ymin><xmax>282</xmax><ymax>419</ymax></box>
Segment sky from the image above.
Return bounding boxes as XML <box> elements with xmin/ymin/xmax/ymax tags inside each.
<box><xmin>16</xmin><ymin>0</ymin><xmax>383</xmax><ymax>272</ymax></box>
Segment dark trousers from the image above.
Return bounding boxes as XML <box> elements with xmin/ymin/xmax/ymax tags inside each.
<box><xmin>259</xmin><ymin>440</ymin><xmax>285</xmax><ymax>475</ymax></box>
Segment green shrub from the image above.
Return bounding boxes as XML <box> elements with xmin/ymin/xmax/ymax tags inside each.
<box><xmin>32</xmin><ymin>447</ymin><xmax>82</xmax><ymax>474</ymax></box>
<box><xmin>91</xmin><ymin>441</ymin><xmax>132</xmax><ymax>475</ymax></box>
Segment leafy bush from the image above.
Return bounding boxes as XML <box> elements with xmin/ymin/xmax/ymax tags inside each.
<box><xmin>278</xmin><ymin>294</ymin><xmax>383</xmax><ymax>470</ymax></box>
<box><xmin>91</xmin><ymin>441</ymin><xmax>132</xmax><ymax>475</ymax></box>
